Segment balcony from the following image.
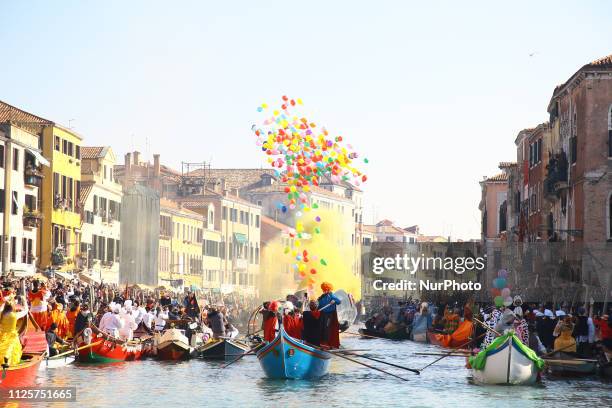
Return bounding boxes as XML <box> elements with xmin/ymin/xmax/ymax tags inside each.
<box><xmin>24</xmin><ymin>166</ymin><xmax>44</xmax><ymax>187</ymax></box>
<box><xmin>23</xmin><ymin>210</ymin><xmax>43</xmax><ymax>228</ymax></box>
<box><xmin>234</xmin><ymin>258</ymin><xmax>248</xmax><ymax>270</ymax></box>
<box><xmin>544</xmin><ymin>151</ymin><xmax>569</xmax><ymax>199</ymax></box>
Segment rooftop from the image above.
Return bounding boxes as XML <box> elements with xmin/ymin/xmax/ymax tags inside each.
<box><xmin>81</xmin><ymin>146</ymin><xmax>108</xmax><ymax>160</ymax></box>
<box><xmin>485</xmin><ymin>173</ymin><xmax>508</xmax><ymax>183</ymax></box>
<box><xmin>0</xmin><ymin>100</ymin><xmax>53</xmax><ymax>134</ymax></box>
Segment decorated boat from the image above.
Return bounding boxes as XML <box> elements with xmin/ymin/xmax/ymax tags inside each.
<box><xmin>77</xmin><ymin>329</ymin><xmax>147</xmax><ymax>363</ymax></box>
<box><xmin>544</xmin><ymin>352</ymin><xmax>598</xmax><ymax>377</ymax></box>
<box><xmin>155</xmin><ymin>328</ymin><xmax>194</xmax><ymax>361</ymax></box>
<box><xmin>468</xmin><ymin>331</ymin><xmax>544</xmax><ymax>385</ymax></box>
<box><xmin>199</xmin><ymin>338</ymin><xmax>250</xmax><ymax>359</ymax></box>
<box><xmin>257</xmin><ymin>324</ymin><xmax>331</xmax><ymax>379</ymax></box>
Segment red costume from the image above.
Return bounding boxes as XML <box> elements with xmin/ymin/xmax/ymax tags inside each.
<box><xmin>283</xmin><ymin>314</ymin><xmax>303</xmax><ymax>339</ymax></box>
<box><xmin>28</xmin><ymin>289</ymin><xmax>49</xmax><ymax>330</ymax></box>
<box><xmin>263</xmin><ymin>301</ymin><xmax>279</xmax><ymax>342</ymax></box>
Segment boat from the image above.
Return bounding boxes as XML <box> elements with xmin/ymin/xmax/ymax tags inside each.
<box><xmin>428</xmin><ymin>320</ymin><xmax>475</xmax><ymax>348</ymax></box>
<box><xmin>358</xmin><ymin>327</ymin><xmax>410</xmax><ymax>340</ymax></box>
<box><xmin>39</xmin><ymin>354</ymin><xmax>76</xmax><ymax>369</ymax></box>
<box><xmin>257</xmin><ymin>325</ymin><xmax>331</xmax><ymax>379</ymax></box>
<box><xmin>468</xmin><ymin>331</ymin><xmax>544</xmax><ymax>385</ymax></box>
<box><xmin>77</xmin><ymin>330</ymin><xmax>147</xmax><ymax>363</ymax></box>
<box><xmin>0</xmin><ymin>353</ymin><xmax>43</xmax><ymax>387</ymax></box>
<box><xmin>155</xmin><ymin>328</ymin><xmax>194</xmax><ymax>361</ymax></box>
<box><xmin>199</xmin><ymin>337</ymin><xmax>250</xmax><ymax>359</ymax></box>
<box><xmin>544</xmin><ymin>352</ymin><xmax>598</xmax><ymax>376</ymax></box>
<box><xmin>1</xmin><ymin>313</ymin><xmax>44</xmax><ymax>387</ymax></box>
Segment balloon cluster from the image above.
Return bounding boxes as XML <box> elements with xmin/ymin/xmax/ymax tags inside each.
<box><xmin>491</xmin><ymin>269</ymin><xmax>511</xmax><ymax>307</ymax></box>
<box><xmin>252</xmin><ymin>96</ymin><xmax>367</xmax><ymax>289</ymax></box>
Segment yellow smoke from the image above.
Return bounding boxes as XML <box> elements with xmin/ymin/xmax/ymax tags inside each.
<box><xmin>259</xmin><ymin>208</ymin><xmax>361</xmax><ymax>301</ymax></box>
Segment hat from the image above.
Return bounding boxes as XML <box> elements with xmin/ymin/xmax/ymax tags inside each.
<box><xmin>544</xmin><ymin>309</ymin><xmax>554</xmax><ymax>318</ymax></box>
<box><xmin>283</xmin><ymin>301</ymin><xmax>294</xmax><ymax>314</ymax></box>
<box><xmin>321</xmin><ymin>282</ymin><xmax>334</xmax><ymax>293</ymax></box>
<box><xmin>555</xmin><ymin>310</ymin><xmax>566</xmax><ymax>317</ymax></box>
<box><xmin>534</xmin><ymin>310</ymin><xmax>543</xmax><ymax>317</ymax></box>
<box><xmin>269</xmin><ymin>301</ymin><xmax>279</xmax><ymax>312</ymax></box>
<box><xmin>513</xmin><ymin>296</ymin><xmax>523</xmax><ymax>306</ymax></box>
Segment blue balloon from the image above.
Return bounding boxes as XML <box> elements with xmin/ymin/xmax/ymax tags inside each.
<box><xmin>493</xmin><ymin>278</ymin><xmax>507</xmax><ymax>289</ymax></box>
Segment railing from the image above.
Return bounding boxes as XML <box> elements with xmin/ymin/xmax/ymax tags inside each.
<box><xmin>545</xmin><ymin>151</ymin><xmax>569</xmax><ymax>198</ymax></box>
<box><xmin>22</xmin><ymin>211</ymin><xmax>43</xmax><ymax>228</ymax></box>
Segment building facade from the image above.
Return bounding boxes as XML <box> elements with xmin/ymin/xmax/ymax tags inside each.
<box><xmin>79</xmin><ymin>146</ymin><xmax>122</xmax><ymax>284</ymax></box>
<box><xmin>0</xmin><ymin>101</ymin><xmax>51</xmax><ymax>276</ymax></box>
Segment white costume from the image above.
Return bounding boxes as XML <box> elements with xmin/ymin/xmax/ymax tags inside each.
<box><xmin>99</xmin><ymin>306</ymin><xmax>124</xmax><ymax>338</ymax></box>
<box><xmin>119</xmin><ymin>303</ymin><xmax>137</xmax><ymax>341</ymax></box>
<box><xmin>154</xmin><ymin>310</ymin><xmax>168</xmax><ymax>331</ymax></box>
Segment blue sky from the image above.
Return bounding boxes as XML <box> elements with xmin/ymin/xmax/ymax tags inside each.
<box><xmin>1</xmin><ymin>1</ymin><xmax>611</xmax><ymax>239</ymax></box>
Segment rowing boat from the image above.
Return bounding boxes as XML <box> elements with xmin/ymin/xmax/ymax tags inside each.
<box><xmin>155</xmin><ymin>328</ymin><xmax>195</xmax><ymax>361</ymax></box>
<box><xmin>199</xmin><ymin>338</ymin><xmax>250</xmax><ymax>360</ymax></box>
<box><xmin>39</xmin><ymin>354</ymin><xmax>75</xmax><ymax>369</ymax></box>
<box><xmin>358</xmin><ymin>328</ymin><xmax>410</xmax><ymax>340</ymax></box>
<box><xmin>544</xmin><ymin>352</ymin><xmax>598</xmax><ymax>377</ymax></box>
<box><xmin>468</xmin><ymin>331</ymin><xmax>543</xmax><ymax>385</ymax></box>
<box><xmin>257</xmin><ymin>325</ymin><xmax>331</xmax><ymax>379</ymax></box>
<box><xmin>77</xmin><ymin>332</ymin><xmax>146</xmax><ymax>363</ymax></box>
<box><xmin>0</xmin><ymin>353</ymin><xmax>43</xmax><ymax>387</ymax></box>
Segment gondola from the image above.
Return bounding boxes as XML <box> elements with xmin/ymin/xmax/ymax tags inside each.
<box><xmin>468</xmin><ymin>332</ymin><xmax>544</xmax><ymax>385</ymax></box>
<box><xmin>76</xmin><ymin>327</ymin><xmax>148</xmax><ymax>363</ymax></box>
<box><xmin>155</xmin><ymin>328</ymin><xmax>195</xmax><ymax>361</ymax></box>
<box><xmin>199</xmin><ymin>337</ymin><xmax>250</xmax><ymax>359</ymax></box>
<box><xmin>544</xmin><ymin>352</ymin><xmax>598</xmax><ymax>377</ymax></box>
<box><xmin>257</xmin><ymin>325</ymin><xmax>331</xmax><ymax>379</ymax></box>
<box><xmin>358</xmin><ymin>327</ymin><xmax>410</xmax><ymax>340</ymax></box>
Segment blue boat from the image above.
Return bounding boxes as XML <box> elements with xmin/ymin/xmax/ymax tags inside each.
<box><xmin>256</xmin><ymin>325</ymin><xmax>331</xmax><ymax>379</ymax></box>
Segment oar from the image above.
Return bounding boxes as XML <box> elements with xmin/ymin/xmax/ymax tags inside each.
<box><xmin>219</xmin><ymin>343</ymin><xmax>264</xmax><ymax>369</ymax></box>
<box><xmin>419</xmin><ymin>332</ymin><xmax>486</xmax><ymax>372</ymax></box>
<box><xmin>540</xmin><ymin>341</ymin><xmax>579</xmax><ymax>359</ymax></box>
<box><xmin>343</xmin><ymin>331</ymin><xmax>392</xmax><ymax>340</ymax></box>
<box><xmin>472</xmin><ymin>317</ymin><xmax>502</xmax><ymax>337</ymax></box>
<box><xmin>339</xmin><ymin>351</ymin><xmax>420</xmax><ymax>375</ymax></box>
<box><xmin>305</xmin><ymin>342</ymin><xmax>409</xmax><ymax>381</ymax></box>
<box><xmin>51</xmin><ymin>340</ymin><xmax>103</xmax><ymax>359</ymax></box>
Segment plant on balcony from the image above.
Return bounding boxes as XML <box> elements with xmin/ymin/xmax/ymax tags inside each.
<box><xmin>51</xmin><ymin>247</ymin><xmax>66</xmax><ymax>266</ymax></box>
<box><xmin>23</xmin><ymin>206</ymin><xmax>43</xmax><ymax>227</ymax></box>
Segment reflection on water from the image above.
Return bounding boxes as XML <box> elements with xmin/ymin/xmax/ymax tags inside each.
<box><xmin>35</xmin><ymin>329</ymin><xmax>611</xmax><ymax>408</ymax></box>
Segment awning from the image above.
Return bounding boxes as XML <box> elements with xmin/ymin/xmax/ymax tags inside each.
<box><xmin>79</xmin><ymin>273</ymin><xmax>100</xmax><ymax>284</ymax></box>
<box><xmin>54</xmin><ymin>271</ymin><xmax>75</xmax><ymax>281</ymax></box>
<box><xmin>26</xmin><ymin>148</ymin><xmax>50</xmax><ymax>167</ymax></box>
<box><xmin>233</xmin><ymin>233</ymin><xmax>248</xmax><ymax>244</ymax></box>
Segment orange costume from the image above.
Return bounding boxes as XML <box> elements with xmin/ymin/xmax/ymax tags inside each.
<box><xmin>27</xmin><ymin>289</ymin><xmax>49</xmax><ymax>330</ymax></box>
<box><xmin>66</xmin><ymin>306</ymin><xmax>80</xmax><ymax>338</ymax></box>
<box><xmin>49</xmin><ymin>303</ymin><xmax>69</xmax><ymax>339</ymax></box>
<box><xmin>431</xmin><ymin>319</ymin><xmax>474</xmax><ymax>348</ymax></box>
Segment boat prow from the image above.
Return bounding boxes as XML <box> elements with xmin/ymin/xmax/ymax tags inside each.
<box><xmin>257</xmin><ymin>326</ymin><xmax>331</xmax><ymax>379</ymax></box>
<box><xmin>199</xmin><ymin>338</ymin><xmax>250</xmax><ymax>360</ymax></box>
<box><xmin>155</xmin><ymin>329</ymin><xmax>194</xmax><ymax>361</ymax></box>
<box><xmin>0</xmin><ymin>353</ymin><xmax>43</xmax><ymax>387</ymax></box>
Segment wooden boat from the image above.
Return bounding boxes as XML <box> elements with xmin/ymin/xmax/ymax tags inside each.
<box><xmin>544</xmin><ymin>352</ymin><xmax>598</xmax><ymax>376</ymax></box>
<box><xmin>77</xmin><ymin>331</ymin><xmax>146</xmax><ymax>363</ymax></box>
<box><xmin>411</xmin><ymin>332</ymin><xmax>428</xmax><ymax>343</ymax></box>
<box><xmin>39</xmin><ymin>354</ymin><xmax>76</xmax><ymax>369</ymax></box>
<box><xmin>155</xmin><ymin>329</ymin><xmax>194</xmax><ymax>361</ymax></box>
<box><xmin>199</xmin><ymin>337</ymin><xmax>250</xmax><ymax>359</ymax></box>
<box><xmin>257</xmin><ymin>325</ymin><xmax>331</xmax><ymax>379</ymax></box>
<box><xmin>1</xmin><ymin>312</ymin><xmax>44</xmax><ymax>385</ymax></box>
<box><xmin>358</xmin><ymin>327</ymin><xmax>410</xmax><ymax>340</ymax></box>
<box><xmin>468</xmin><ymin>332</ymin><xmax>543</xmax><ymax>385</ymax></box>
<box><xmin>0</xmin><ymin>353</ymin><xmax>43</xmax><ymax>388</ymax></box>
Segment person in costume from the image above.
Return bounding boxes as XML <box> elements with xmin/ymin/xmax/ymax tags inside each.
<box><xmin>553</xmin><ymin>316</ymin><xmax>576</xmax><ymax>353</ymax></box>
<box><xmin>28</xmin><ymin>280</ymin><xmax>50</xmax><ymax>330</ymax></box>
<box><xmin>282</xmin><ymin>301</ymin><xmax>303</xmax><ymax>339</ymax></box>
<box><xmin>66</xmin><ymin>300</ymin><xmax>81</xmax><ymax>338</ymax></box>
<box><xmin>317</xmin><ymin>282</ymin><xmax>341</xmax><ymax>349</ymax></box>
<box><xmin>49</xmin><ymin>301</ymin><xmax>70</xmax><ymax>339</ymax></box>
<box><xmin>0</xmin><ymin>298</ymin><xmax>29</xmax><ymax>366</ymax></box>
<box><xmin>262</xmin><ymin>301</ymin><xmax>279</xmax><ymax>342</ymax></box>
<box><xmin>302</xmin><ymin>300</ymin><xmax>321</xmax><ymax>346</ymax></box>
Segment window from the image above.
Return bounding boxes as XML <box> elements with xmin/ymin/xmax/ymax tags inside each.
<box><xmin>62</xmin><ymin>139</ymin><xmax>68</xmax><ymax>155</ymax></box>
<box><xmin>0</xmin><ymin>144</ymin><xmax>4</xmax><ymax>168</ymax></box>
<box><xmin>107</xmin><ymin>238</ymin><xmax>115</xmax><ymax>262</ymax></box>
<box><xmin>12</xmin><ymin>148</ymin><xmax>19</xmax><ymax>171</ymax></box>
<box><xmin>222</xmin><ymin>206</ymin><xmax>227</xmax><ymax>220</ymax></box>
<box><xmin>25</xmin><ymin>194</ymin><xmax>36</xmax><ymax>211</ymax></box>
<box><xmin>11</xmin><ymin>192</ymin><xmax>18</xmax><ymax>215</ymax></box>
<box><xmin>570</xmin><ymin>135</ymin><xmax>577</xmax><ymax>164</ymax></box>
<box><xmin>10</xmin><ymin>237</ymin><xmax>16</xmax><ymax>263</ymax></box>
<box><xmin>55</xmin><ymin>136</ymin><xmax>61</xmax><ymax>151</ymax></box>
<box><xmin>75</xmin><ymin>145</ymin><xmax>80</xmax><ymax>160</ymax></box>
<box><xmin>255</xmin><ymin>215</ymin><xmax>260</xmax><ymax>228</ymax></box>
<box><xmin>0</xmin><ymin>189</ymin><xmax>4</xmax><ymax>213</ymax></box>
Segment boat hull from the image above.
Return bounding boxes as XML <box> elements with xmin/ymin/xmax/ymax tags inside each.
<box><xmin>77</xmin><ymin>335</ymin><xmax>145</xmax><ymax>364</ymax></box>
<box><xmin>199</xmin><ymin>339</ymin><xmax>250</xmax><ymax>359</ymax></box>
<box><xmin>157</xmin><ymin>341</ymin><xmax>193</xmax><ymax>361</ymax></box>
<box><xmin>545</xmin><ymin>352</ymin><xmax>598</xmax><ymax>376</ymax></box>
<box><xmin>39</xmin><ymin>355</ymin><xmax>75</xmax><ymax>369</ymax></box>
<box><xmin>358</xmin><ymin>328</ymin><xmax>409</xmax><ymax>340</ymax></box>
<box><xmin>471</xmin><ymin>337</ymin><xmax>538</xmax><ymax>385</ymax></box>
<box><xmin>257</xmin><ymin>326</ymin><xmax>331</xmax><ymax>379</ymax></box>
<box><xmin>0</xmin><ymin>354</ymin><xmax>42</xmax><ymax>388</ymax></box>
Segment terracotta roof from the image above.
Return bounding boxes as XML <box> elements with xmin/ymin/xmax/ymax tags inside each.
<box><xmin>175</xmin><ymin>189</ymin><xmax>259</xmax><ymax>208</ymax></box>
<box><xmin>376</xmin><ymin>219</ymin><xmax>394</xmax><ymax>227</ymax></box>
<box><xmin>261</xmin><ymin>215</ymin><xmax>290</xmax><ymax>231</ymax></box>
<box><xmin>79</xmin><ymin>181</ymin><xmax>94</xmax><ymax>207</ymax></box>
<box><xmin>498</xmin><ymin>162</ymin><xmax>517</xmax><ymax>169</ymax></box>
<box><xmin>160</xmin><ymin>198</ymin><xmax>205</xmax><ymax>219</ymax></box>
<box><xmin>364</xmin><ymin>223</ymin><xmax>409</xmax><ymax>235</ymax></box>
<box><xmin>403</xmin><ymin>225</ymin><xmax>419</xmax><ymax>234</ymax></box>
<box><xmin>486</xmin><ymin>173</ymin><xmax>508</xmax><ymax>182</ymax></box>
<box><xmin>0</xmin><ymin>100</ymin><xmax>53</xmax><ymax>135</ymax></box>
<box><xmin>549</xmin><ymin>53</ymin><xmax>612</xmax><ymax>107</ymax></box>
<box><xmin>81</xmin><ymin>146</ymin><xmax>107</xmax><ymax>160</ymax></box>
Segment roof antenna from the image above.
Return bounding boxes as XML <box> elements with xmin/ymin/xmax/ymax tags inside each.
<box><xmin>68</xmin><ymin>119</ymin><xmax>76</xmax><ymax>129</ymax></box>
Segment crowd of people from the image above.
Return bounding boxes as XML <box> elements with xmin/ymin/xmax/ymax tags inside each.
<box><xmin>364</xmin><ymin>295</ymin><xmax>612</xmax><ymax>357</ymax></box>
<box><xmin>0</xmin><ymin>274</ymin><xmax>263</xmax><ymax>366</ymax></box>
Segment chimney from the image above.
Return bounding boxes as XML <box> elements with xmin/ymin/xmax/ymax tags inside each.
<box><xmin>125</xmin><ymin>152</ymin><xmax>131</xmax><ymax>173</ymax></box>
<box><xmin>220</xmin><ymin>179</ymin><xmax>227</xmax><ymax>195</ymax></box>
<box><xmin>133</xmin><ymin>151</ymin><xmax>140</xmax><ymax>166</ymax></box>
<box><xmin>153</xmin><ymin>154</ymin><xmax>160</xmax><ymax>177</ymax></box>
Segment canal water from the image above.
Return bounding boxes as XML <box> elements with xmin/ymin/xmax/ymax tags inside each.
<box><xmin>35</xmin><ymin>330</ymin><xmax>611</xmax><ymax>408</ymax></box>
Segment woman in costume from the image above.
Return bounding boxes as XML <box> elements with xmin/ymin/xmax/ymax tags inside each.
<box><xmin>0</xmin><ymin>297</ymin><xmax>29</xmax><ymax>366</ymax></box>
